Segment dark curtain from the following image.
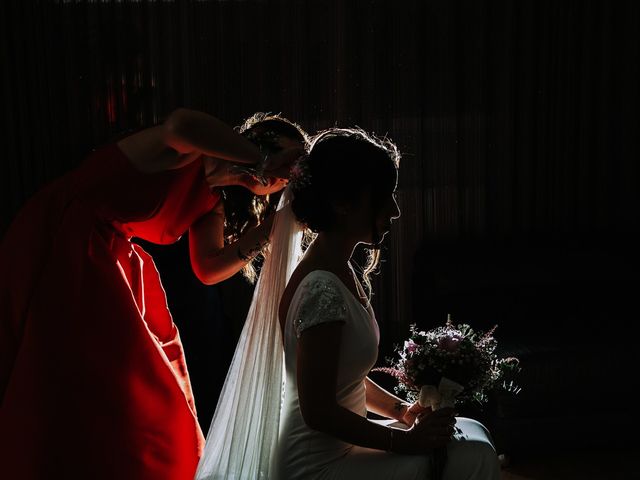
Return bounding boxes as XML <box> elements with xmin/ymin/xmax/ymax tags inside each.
<box><xmin>3</xmin><ymin>0</ymin><xmax>639</xmax><ymax>431</ymax></box>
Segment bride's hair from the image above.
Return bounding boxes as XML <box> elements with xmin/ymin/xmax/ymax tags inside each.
<box><xmin>291</xmin><ymin>127</ymin><xmax>400</xmax><ymax>294</ymax></box>
<box><xmin>222</xmin><ymin>112</ymin><xmax>308</xmax><ymax>282</ymax></box>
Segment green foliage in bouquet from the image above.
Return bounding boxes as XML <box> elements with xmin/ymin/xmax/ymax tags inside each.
<box><xmin>375</xmin><ymin>315</ymin><xmax>521</xmax><ymax>406</ymax></box>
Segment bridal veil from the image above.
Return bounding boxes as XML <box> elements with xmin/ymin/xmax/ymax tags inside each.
<box><xmin>195</xmin><ymin>186</ymin><xmax>303</xmax><ymax>480</ymax></box>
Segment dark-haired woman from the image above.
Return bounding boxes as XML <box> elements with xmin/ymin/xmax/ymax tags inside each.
<box><xmin>273</xmin><ymin>129</ymin><xmax>500</xmax><ymax>479</ymax></box>
<box><xmin>0</xmin><ymin>108</ymin><xmax>306</xmax><ymax>480</ymax></box>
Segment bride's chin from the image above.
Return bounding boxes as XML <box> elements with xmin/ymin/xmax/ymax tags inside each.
<box><xmin>378</xmin><ymin>228</ymin><xmax>391</xmax><ymax>240</ymax></box>
<box><xmin>362</xmin><ymin>231</ymin><xmax>388</xmax><ymax>247</ymax></box>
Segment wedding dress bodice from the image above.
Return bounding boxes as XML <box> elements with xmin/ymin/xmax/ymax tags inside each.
<box><xmin>275</xmin><ymin>270</ymin><xmax>379</xmax><ymax>478</ymax></box>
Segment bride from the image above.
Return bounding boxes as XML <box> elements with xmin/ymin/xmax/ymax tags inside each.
<box><xmin>196</xmin><ymin>128</ymin><xmax>500</xmax><ymax>479</ymax></box>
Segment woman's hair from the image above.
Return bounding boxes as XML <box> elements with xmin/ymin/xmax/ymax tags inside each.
<box><xmin>291</xmin><ymin>127</ymin><xmax>400</xmax><ymax>295</ymax></box>
<box><xmin>222</xmin><ymin>113</ymin><xmax>308</xmax><ymax>283</ymax></box>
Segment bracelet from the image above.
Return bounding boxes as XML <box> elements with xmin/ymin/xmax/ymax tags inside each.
<box><xmin>237</xmin><ymin>233</ymin><xmax>271</xmax><ymax>262</ymax></box>
<box><xmin>237</xmin><ymin>247</ymin><xmax>254</xmax><ymax>262</ymax></box>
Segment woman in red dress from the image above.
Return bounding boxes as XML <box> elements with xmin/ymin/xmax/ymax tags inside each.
<box><xmin>0</xmin><ymin>108</ymin><xmax>306</xmax><ymax>479</ymax></box>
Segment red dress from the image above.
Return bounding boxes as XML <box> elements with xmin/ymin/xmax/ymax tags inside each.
<box><xmin>0</xmin><ymin>144</ymin><xmax>218</xmax><ymax>479</ymax></box>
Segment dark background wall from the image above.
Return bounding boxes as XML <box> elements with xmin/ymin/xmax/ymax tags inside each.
<box><xmin>3</xmin><ymin>0</ymin><xmax>639</xmax><ymax>440</ymax></box>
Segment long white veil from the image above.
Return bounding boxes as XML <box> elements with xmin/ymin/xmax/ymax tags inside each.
<box><xmin>195</xmin><ymin>186</ymin><xmax>303</xmax><ymax>480</ymax></box>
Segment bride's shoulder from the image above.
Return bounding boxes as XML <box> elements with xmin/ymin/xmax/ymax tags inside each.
<box><xmin>279</xmin><ymin>267</ymin><xmax>345</xmax><ymax>326</ymax></box>
<box><xmin>291</xmin><ymin>269</ymin><xmax>346</xmax><ymax>313</ymax></box>
<box><xmin>282</xmin><ymin>268</ymin><xmax>348</xmax><ymax>337</ymax></box>
<box><xmin>291</xmin><ymin>268</ymin><xmax>343</xmax><ymax>298</ymax></box>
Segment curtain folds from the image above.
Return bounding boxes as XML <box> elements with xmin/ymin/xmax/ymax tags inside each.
<box><xmin>3</xmin><ymin>0</ymin><xmax>638</xmax><ymax>396</ymax></box>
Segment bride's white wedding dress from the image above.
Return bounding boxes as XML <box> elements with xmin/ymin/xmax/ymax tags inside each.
<box><xmin>195</xmin><ymin>190</ymin><xmax>500</xmax><ymax>480</ymax></box>
<box><xmin>273</xmin><ymin>270</ymin><xmax>500</xmax><ymax>480</ymax></box>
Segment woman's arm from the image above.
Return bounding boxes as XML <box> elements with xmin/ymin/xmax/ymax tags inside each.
<box><xmin>117</xmin><ymin>108</ymin><xmax>263</xmax><ymax>173</ymax></box>
<box><xmin>162</xmin><ymin>108</ymin><xmax>263</xmax><ymax>163</ymax></box>
<box><xmin>297</xmin><ymin>323</ymin><xmax>455</xmax><ymax>454</ymax></box>
<box><xmin>365</xmin><ymin>377</ymin><xmax>429</xmax><ymax>427</ymax></box>
<box><xmin>188</xmin><ymin>201</ymin><xmax>274</xmax><ymax>285</ymax></box>
<box><xmin>364</xmin><ymin>377</ymin><xmax>411</xmax><ymax>421</ymax></box>
<box><xmin>298</xmin><ymin>323</ymin><xmax>395</xmax><ymax>451</ymax></box>
<box><xmin>188</xmin><ymin>155</ymin><xmax>296</xmax><ymax>285</ymax></box>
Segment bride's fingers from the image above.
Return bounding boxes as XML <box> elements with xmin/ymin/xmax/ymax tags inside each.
<box><xmin>420</xmin><ymin>422</ymin><xmax>453</xmax><ymax>436</ymax></box>
<box><xmin>407</xmin><ymin>402</ymin><xmax>429</xmax><ymax>414</ymax></box>
<box><xmin>428</xmin><ymin>407</ymin><xmax>456</xmax><ymax>418</ymax></box>
<box><xmin>413</xmin><ymin>416</ymin><xmax>454</xmax><ymax>434</ymax></box>
<box><xmin>432</xmin><ymin>424</ymin><xmax>456</xmax><ymax>436</ymax></box>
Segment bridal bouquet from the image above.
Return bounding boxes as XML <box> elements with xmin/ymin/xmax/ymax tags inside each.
<box><xmin>375</xmin><ymin>315</ymin><xmax>520</xmax><ymax>410</ymax></box>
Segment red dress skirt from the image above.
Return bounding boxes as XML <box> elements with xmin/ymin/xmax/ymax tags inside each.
<box><xmin>0</xmin><ymin>144</ymin><xmax>218</xmax><ymax>479</ymax></box>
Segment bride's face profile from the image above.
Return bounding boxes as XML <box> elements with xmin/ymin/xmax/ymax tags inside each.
<box><xmin>340</xmin><ymin>186</ymin><xmax>400</xmax><ymax>246</ymax></box>
<box><xmin>373</xmin><ymin>191</ymin><xmax>401</xmax><ymax>243</ymax></box>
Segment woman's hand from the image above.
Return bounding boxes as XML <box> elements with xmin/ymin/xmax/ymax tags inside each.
<box><xmin>397</xmin><ymin>401</ymin><xmax>431</xmax><ymax>427</ymax></box>
<box><xmin>395</xmin><ymin>407</ymin><xmax>456</xmax><ymax>454</ymax></box>
<box><xmin>203</xmin><ymin>156</ymin><xmax>233</xmax><ymax>188</ymax></box>
<box><xmin>203</xmin><ymin>156</ymin><xmax>289</xmax><ymax>195</ymax></box>
<box><xmin>240</xmin><ymin>175</ymin><xmax>289</xmax><ymax>196</ymax></box>
<box><xmin>263</xmin><ymin>145</ymin><xmax>305</xmax><ymax>178</ymax></box>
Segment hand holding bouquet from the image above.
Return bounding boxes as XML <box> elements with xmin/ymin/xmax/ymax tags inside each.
<box><xmin>375</xmin><ymin>315</ymin><xmax>520</xmax><ymax>410</ymax></box>
<box><xmin>375</xmin><ymin>315</ymin><xmax>519</xmax><ymax>480</ymax></box>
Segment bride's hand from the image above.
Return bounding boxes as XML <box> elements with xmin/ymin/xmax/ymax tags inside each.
<box><xmin>395</xmin><ymin>407</ymin><xmax>456</xmax><ymax>454</ymax></box>
<box><xmin>398</xmin><ymin>401</ymin><xmax>430</xmax><ymax>427</ymax></box>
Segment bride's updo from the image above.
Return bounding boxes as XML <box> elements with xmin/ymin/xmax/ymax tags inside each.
<box><xmin>291</xmin><ymin>127</ymin><xmax>400</xmax><ymax>235</ymax></box>
<box><xmin>290</xmin><ymin>127</ymin><xmax>400</xmax><ymax>293</ymax></box>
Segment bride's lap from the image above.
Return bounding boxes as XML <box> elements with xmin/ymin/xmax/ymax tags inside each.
<box><xmin>443</xmin><ymin>417</ymin><xmax>500</xmax><ymax>480</ymax></box>
<box><xmin>320</xmin><ymin>446</ymin><xmax>430</xmax><ymax>480</ymax></box>
<box><xmin>321</xmin><ymin>417</ymin><xmax>499</xmax><ymax>480</ymax></box>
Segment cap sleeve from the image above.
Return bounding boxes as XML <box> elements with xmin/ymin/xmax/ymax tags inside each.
<box><xmin>294</xmin><ymin>272</ymin><xmax>348</xmax><ymax>338</ymax></box>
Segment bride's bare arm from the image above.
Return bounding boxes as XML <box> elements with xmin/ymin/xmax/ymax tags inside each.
<box><xmin>364</xmin><ymin>377</ymin><xmax>431</xmax><ymax>427</ymax></box>
<box><xmin>364</xmin><ymin>377</ymin><xmax>410</xmax><ymax>420</ymax></box>
<box><xmin>297</xmin><ymin>323</ymin><xmax>455</xmax><ymax>454</ymax></box>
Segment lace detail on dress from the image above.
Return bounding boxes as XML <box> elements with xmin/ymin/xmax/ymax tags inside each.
<box><xmin>294</xmin><ymin>273</ymin><xmax>348</xmax><ymax>337</ymax></box>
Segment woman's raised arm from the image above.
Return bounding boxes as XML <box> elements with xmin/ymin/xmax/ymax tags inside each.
<box><xmin>117</xmin><ymin>108</ymin><xmax>263</xmax><ymax>173</ymax></box>
<box><xmin>188</xmin><ymin>201</ymin><xmax>275</xmax><ymax>285</ymax></box>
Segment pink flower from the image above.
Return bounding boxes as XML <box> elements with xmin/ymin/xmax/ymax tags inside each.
<box><xmin>438</xmin><ymin>334</ymin><xmax>463</xmax><ymax>352</ymax></box>
<box><xmin>404</xmin><ymin>340</ymin><xmax>418</xmax><ymax>353</ymax></box>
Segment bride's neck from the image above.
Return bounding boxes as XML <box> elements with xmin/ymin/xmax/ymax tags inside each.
<box><xmin>307</xmin><ymin>232</ymin><xmax>356</xmax><ymax>270</ymax></box>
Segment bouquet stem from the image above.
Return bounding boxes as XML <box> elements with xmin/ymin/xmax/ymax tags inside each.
<box><xmin>418</xmin><ymin>380</ymin><xmax>462</xmax><ymax>480</ymax></box>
